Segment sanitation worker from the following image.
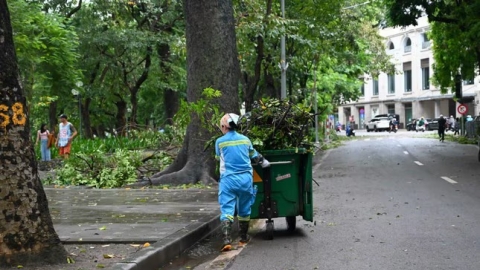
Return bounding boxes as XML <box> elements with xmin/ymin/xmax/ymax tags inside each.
<box><xmin>215</xmin><ymin>113</ymin><xmax>270</xmax><ymax>251</ymax></box>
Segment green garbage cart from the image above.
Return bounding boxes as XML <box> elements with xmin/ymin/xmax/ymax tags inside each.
<box><xmin>251</xmin><ymin>148</ymin><xmax>313</xmax><ymax>239</ymax></box>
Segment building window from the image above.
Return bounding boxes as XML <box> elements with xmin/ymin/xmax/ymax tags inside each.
<box><xmin>388</xmin><ymin>74</ymin><xmax>395</xmax><ymax>94</ymax></box>
<box><xmin>373</xmin><ymin>79</ymin><xmax>379</xmax><ymax>96</ymax></box>
<box><xmin>388</xmin><ymin>42</ymin><xmax>394</xmax><ymax>50</ymax></box>
<box><xmin>404</xmin><ymin>38</ymin><xmax>412</xmax><ymax>53</ymax></box>
<box><xmin>360</xmin><ymin>83</ymin><xmax>365</xmax><ymax>96</ymax></box>
<box><xmin>403</xmin><ymin>62</ymin><xmax>412</xmax><ymax>92</ymax></box>
<box><xmin>421</xmin><ymin>33</ymin><xmax>431</xmax><ymax>49</ymax></box>
<box><xmin>421</xmin><ymin>59</ymin><xmax>430</xmax><ymax>90</ymax></box>
<box><xmin>387</xmin><ymin>104</ymin><xmax>395</xmax><ymax>115</ymax></box>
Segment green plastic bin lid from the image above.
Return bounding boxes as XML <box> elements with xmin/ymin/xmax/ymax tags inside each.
<box><xmin>261</xmin><ymin>148</ymin><xmax>309</xmax><ymax>155</ymax></box>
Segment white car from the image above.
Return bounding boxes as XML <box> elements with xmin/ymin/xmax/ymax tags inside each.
<box><xmin>366</xmin><ymin>117</ymin><xmax>391</xmax><ymax>132</ymax></box>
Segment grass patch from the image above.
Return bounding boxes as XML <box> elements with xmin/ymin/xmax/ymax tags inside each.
<box><xmin>424</xmin><ymin>133</ymin><xmax>477</xmax><ymax>144</ymax></box>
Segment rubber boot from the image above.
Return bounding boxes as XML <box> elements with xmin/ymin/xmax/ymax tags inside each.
<box><xmin>221</xmin><ymin>220</ymin><xmax>232</xmax><ymax>252</ymax></box>
<box><xmin>239</xmin><ymin>221</ymin><xmax>250</xmax><ymax>246</ymax></box>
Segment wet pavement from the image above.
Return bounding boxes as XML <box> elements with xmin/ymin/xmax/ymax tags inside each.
<box><xmin>44</xmin><ymin>187</ymin><xmax>220</xmax><ymax>269</ymax></box>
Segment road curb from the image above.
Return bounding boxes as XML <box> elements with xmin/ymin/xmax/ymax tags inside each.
<box><xmin>111</xmin><ymin>214</ymin><xmax>221</xmax><ymax>270</ymax></box>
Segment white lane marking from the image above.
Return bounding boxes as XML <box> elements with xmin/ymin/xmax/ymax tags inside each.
<box><xmin>414</xmin><ymin>161</ymin><xmax>424</xmax><ymax>166</ymax></box>
<box><xmin>441</xmin><ymin>176</ymin><xmax>458</xmax><ymax>184</ymax></box>
<box><xmin>403</xmin><ymin>151</ymin><xmax>409</xmax><ymax>155</ymax></box>
<box><xmin>365</xmin><ymin>138</ymin><xmax>371</xmax><ymax>141</ymax></box>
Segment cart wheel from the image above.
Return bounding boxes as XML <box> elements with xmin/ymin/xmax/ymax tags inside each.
<box><xmin>286</xmin><ymin>216</ymin><xmax>296</xmax><ymax>232</ymax></box>
<box><xmin>266</xmin><ymin>221</ymin><xmax>274</xmax><ymax>240</ymax></box>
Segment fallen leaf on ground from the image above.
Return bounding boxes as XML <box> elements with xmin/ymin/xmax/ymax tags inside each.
<box><xmin>99</xmin><ymin>226</ymin><xmax>107</xmax><ymax>230</ymax></box>
<box><xmin>130</xmin><ymin>244</ymin><xmax>140</xmax><ymax>247</ymax></box>
<box><xmin>16</xmin><ymin>266</ymin><xmax>23</xmax><ymax>268</ymax></box>
<box><xmin>103</xmin><ymin>254</ymin><xmax>115</xmax><ymax>259</ymax></box>
<box><xmin>143</xmin><ymin>242</ymin><xmax>151</xmax><ymax>248</ymax></box>
<box><xmin>67</xmin><ymin>257</ymin><xmax>75</xmax><ymax>264</ymax></box>
<box><xmin>101</xmin><ymin>245</ymin><xmax>110</xmax><ymax>247</ymax></box>
<box><xmin>97</xmin><ymin>264</ymin><xmax>105</xmax><ymax>268</ymax></box>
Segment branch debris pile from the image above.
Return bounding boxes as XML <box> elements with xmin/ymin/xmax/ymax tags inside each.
<box><xmin>238</xmin><ymin>98</ymin><xmax>314</xmax><ymax>151</ymax></box>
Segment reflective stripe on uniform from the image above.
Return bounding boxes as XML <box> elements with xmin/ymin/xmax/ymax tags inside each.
<box><xmin>238</xmin><ymin>215</ymin><xmax>250</xmax><ymax>221</ymax></box>
<box><xmin>218</xmin><ymin>140</ymin><xmax>251</xmax><ymax>149</ymax></box>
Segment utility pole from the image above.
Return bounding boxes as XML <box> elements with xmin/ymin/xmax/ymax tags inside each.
<box><xmin>313</xmin><ymin>64</ymin><xmax>319</xmax><ymax>144</ymax></box>
<box><xmin>280</xmin><ymin>0</ymin><xmax>288</xmax><ymax>99</ymax></box>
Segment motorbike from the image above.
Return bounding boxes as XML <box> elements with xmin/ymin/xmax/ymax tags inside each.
<box><xmin>346</xmin><ymin>125</ymin><xmax>355</xmax><ymax>137</ymax></box>
<box><xmin>388</xmin><ymin>123</ymin><xmax>398</xmax><ymax>133</ymax></box>
<box><xmin>446</xmin><ymin>123</ymin><xmax>456</xmax><ymax>132</ymax></box>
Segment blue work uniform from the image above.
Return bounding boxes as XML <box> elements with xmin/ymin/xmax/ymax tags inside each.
<box><xmin>215</xmin><ymin>130</ymin><xmax>259</xmax><ymax>222</ymax></box>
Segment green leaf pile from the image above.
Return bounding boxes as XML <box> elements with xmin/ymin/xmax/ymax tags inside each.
<box><xmin>238</xmin><ymin>98</ymin><xmax>314</xmax><ymax>151</ymax></box>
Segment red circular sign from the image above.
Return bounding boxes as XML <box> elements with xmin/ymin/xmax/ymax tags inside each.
<box><xmin>457</xmin><ymin>104</ymin><xmax>467</xmax><ymax>115</ymax></box>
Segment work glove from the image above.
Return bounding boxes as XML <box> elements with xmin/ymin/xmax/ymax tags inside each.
<box><xmin>260</xmin><ymin>158</ymin><xmax>270</xmax><ymax>168</ymax></box>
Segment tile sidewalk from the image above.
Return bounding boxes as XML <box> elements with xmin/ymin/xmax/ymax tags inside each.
<box><xmin>45</xmin><ymin>187</ymin><xmax>220</xmax><ymax>270</ymax></box>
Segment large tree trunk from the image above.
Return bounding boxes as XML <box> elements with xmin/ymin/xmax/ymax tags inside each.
<box><xmin>163</xmin><ymin>89</ymin><xmax>179</xmax><ymax>126</ymax></box>
<box><xmin>130</xmin><ymin>89</ymin><xmax>138</xmax><ymax>127</ymax></box>
<box><xmin>149</xmin><ymin>0</ymin><xmax>240</xmax><ymax>185</ymax></box>
<box><xmin>115</xmin><ymin>99</ymin><xmax>127</xmax><ymax>136</ymax></box>
<box><xmin>48</xmin><ymin>101</ymin><xmax>57</xmax><ymax>132</ymax></box>
<box><xmin>0</xmin><ymin>1</ymin><xmax>67</xmax><ymax>266</ymax></box>
<box><xmin>81</xmin><ymin>97</ymin><xmax>93</xmax><ymax>139</ymax></box>
<box><xmin>264</xmin><ymin>57</ymin><xmax>278</xmax><ymax>98</ymax></box>
<box><xmin>158</xmin><ymin>43</ymin><xmax>179</xmax><ymax>126</ymax></box>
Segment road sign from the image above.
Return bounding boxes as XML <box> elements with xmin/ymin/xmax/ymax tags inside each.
<box><xmin>457</xmin><ymin>104</ymin><xmax>467</xmax><ymax>115</ymax></box>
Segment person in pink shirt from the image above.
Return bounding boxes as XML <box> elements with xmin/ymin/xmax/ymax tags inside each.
<box><xmin>35</xmin><ymin>123</ymin><xmax>51</xmax><ymax>161</ymax></box>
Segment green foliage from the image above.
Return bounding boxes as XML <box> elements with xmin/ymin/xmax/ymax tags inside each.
<box><xmin>55</xmin><ymin>149</ymin><xmax>142</xmax><ymax>188</ymax></box>
<box><xmin>174</xmin><ymin>87</ymin><xmax>223</xmax><ymax>133</ymax></box>
<box><xmin>238</xmin><ymin>98</ymin><xmax>314</xmax><ymax>151</ymax></box>
<box><xmin>49</xmin><ymin>130</ymin><xmax>176</xmax><ymax>188</ymax></box>
<box><xmin>9</xmin><ymin>0</ymin><xmax>81</xmax><ymax>130</ymax></box>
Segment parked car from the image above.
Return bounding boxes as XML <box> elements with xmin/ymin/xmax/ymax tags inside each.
<box><xmin>366</xmin><ymin>117</ymin><xmax>390</xmax><ymax>132</ymax></box>
<box><xmin>375</xmin><ymin>114</ymin><xmax>400</xmax><ymax>122</ymax></box>
<box><xmin>428</xmin><ymin>118</ymin><xmax>440</xmax><ymax>130</ymax></box>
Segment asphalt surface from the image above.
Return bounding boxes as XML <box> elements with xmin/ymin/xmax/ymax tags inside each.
<box><xmin>221</xmin><ymin>133</ymin><xmax>480</xmax><ymax>270</ymax></box>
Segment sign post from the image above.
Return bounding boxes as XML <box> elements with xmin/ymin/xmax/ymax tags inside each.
<box><xmin>457</xmin><ymin>104</ymin><xmax>467</xmax><ymax>115</ymax></box>
<box><xmin>457</xmin><ymin>104</ymin><xmax>467</xmax><ymax>135</ymax></box>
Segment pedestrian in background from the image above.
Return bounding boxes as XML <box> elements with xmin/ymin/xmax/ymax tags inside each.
<box><xmin>56</xmin><ymin>114</ymin><xmax>77</xmax><ymax>159</ymax></box>
<box><xmin>215</xmin><ymin>113</ymin><xmax>269</xmax><ymax>252</ymax></box>
<box><xmin>454</xmin><ymin>117</ymin><xmax>460</xmax><ymax>135</ymax></box>
<box><xmin>448</xmin><ymin>115</ymin><xmax>455</xmax><ymax>131</ymax></box>
<box><xmin>35</xmin><ymin>123</ymin><xmax>51</xmax><ymax>161</ymax></box>
<box><xmin>438</xmin><ymin>115</ymin><xmax>447</xmax><ymax>142</ymax></box>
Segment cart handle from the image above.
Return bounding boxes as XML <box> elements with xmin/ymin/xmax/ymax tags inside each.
<box><xmin>269</xmin><ymin>160</ymin><xmax>294</xmax><ymax>165</ymax></box>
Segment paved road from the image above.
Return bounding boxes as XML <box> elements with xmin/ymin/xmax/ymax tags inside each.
<box><xmin>222</xmin><ymin>136</ymin><xmax>480</xmax><ymax>270</ymax></box>
<box><xmin>338</xmin><ymin>128</ymin><xmax>452</xmax><ymax>137</ymax></box>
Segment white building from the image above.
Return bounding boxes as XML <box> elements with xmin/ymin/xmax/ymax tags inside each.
<box><xmin>338</xmin><ymin>16</ymin><xmax>480</xmax><ymax>129</ymax></box>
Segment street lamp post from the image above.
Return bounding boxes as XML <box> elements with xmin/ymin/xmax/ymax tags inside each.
<box><xmin>280</xmin><ymin>0</ymin><xmax>288</xmax><ymax>99</ymax></box>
